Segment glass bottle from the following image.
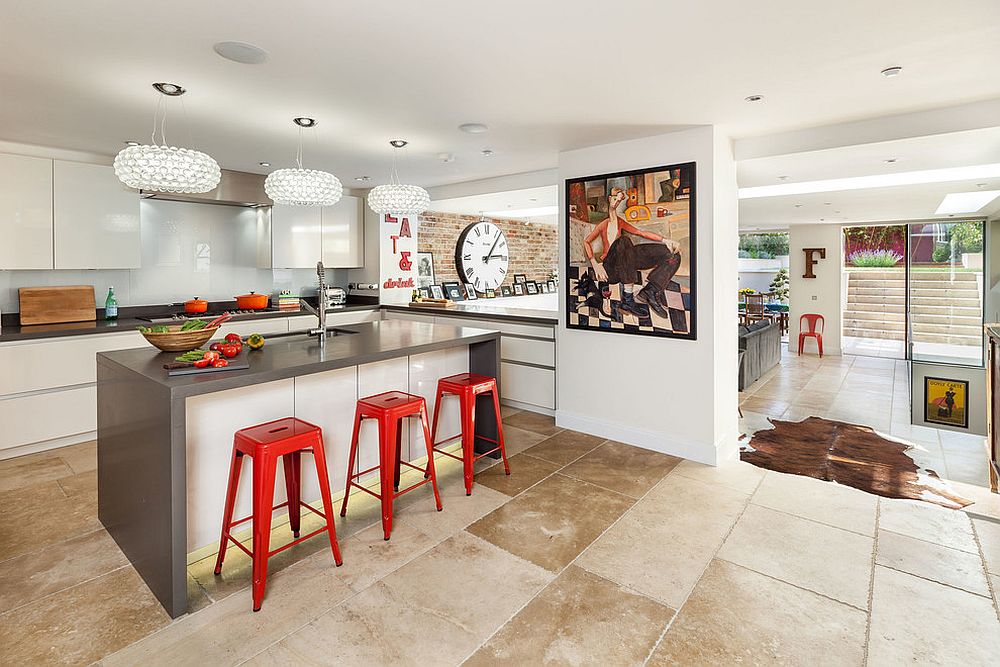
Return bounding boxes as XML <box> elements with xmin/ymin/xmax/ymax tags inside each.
<box><xmin>105</xmin><ymin>287</ymin><xmax>118</xmax><ymax>321</ymax></box>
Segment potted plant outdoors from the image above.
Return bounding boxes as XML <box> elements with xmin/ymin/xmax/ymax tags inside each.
<box><xmin>768</xmin><ymin>268</ymin><xmax>789</xmax><ymax>304</ymax></box>
<box><xmin>951</xmin><ymin>222</ymin><xmax>983</xmax><ymax>270</ymax></box>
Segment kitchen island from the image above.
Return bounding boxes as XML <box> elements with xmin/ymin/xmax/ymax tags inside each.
<box><xmin>96</xmin><ymin>319</ymin><xmax>500</xmax><ymax>617</ymax></box>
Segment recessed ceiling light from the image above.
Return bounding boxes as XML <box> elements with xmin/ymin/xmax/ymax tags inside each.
<box><xmin>152</xmin><ymin>82</ymin><xmax>185</xmax><ymax>96</ymax></box>
<box><xmin>934</xmin><ymin>190</ymin><xmax>1000</xmax><ymax>215</ymax></box>
<box><xmin>777</xmin><ymin>175</ymin><xmax>789</xmax><ymax>181</ymax></box>
<box><xmin>124</xmin><ymin>140</ymin><xmax>139</xmax><ymax>147</ymax></box>
<box><xmin>293</xmin><ymin>117</ymin><xmax>317</xmax><ymax>128</ymax></box>
<box><xmin>459</xmin><ymin>123</ymin><xmax>489</xmax><ymax>134</ymax></box>
<box><xmin>258</xmin><ymin>161</ymin><xmax>270</xmax><ymax>167</ymax></box>
<box><xmin>481</xmin><ymin>149</ymin><xmax>495</xmax><ymax>157</ymax></box>
<box><xmin>881</xmin><ymin>66</ymin><xmax>903</xmax><ymax>78</ymax></box>
<box><xmin>744</xmin><ymin>95</ymin><xmax>763</xmax><ymax>103</ymax></box>
<box><xmin>823</xmin><ymin>202</ymin><xmax>831</xmax><ymax>205</ymax></box>
<box><xmin>438</xmin><ymin>152</ymin><xmax>456</xmax><ymax>163</ymax></box>
<box><xmin>354</xmin><ymin>176</ymin><xmax>371</xmax><ymax>182</ymax></box>
<box><xmin>977</xmin><ymin>183</ymin><xmax>988</xmax><ymax>188</ymax></box>
<box><xmin>884</xmin><ymin>158</ymin><xmax>899</xmax><ymax>164</ymax></box>
<box><xmin>739</xmin><ymin>163</ymin><xmax>1000</xmax><ymax>199</ymax></box>
<box><xmin>213</xmin><ymin>41</ymin><xmax>269</xmax><ymax>65</ymax></box>
<box><xmin>794</xmin><ymin>204</ymin><xmax>803</xmax><ymax>208</ymax></box>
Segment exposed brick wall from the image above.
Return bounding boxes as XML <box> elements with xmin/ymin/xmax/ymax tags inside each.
<box><xmin>418</xmin><ymin>211</ymin><xmax>558</xmax><ymax>287</ymax></box>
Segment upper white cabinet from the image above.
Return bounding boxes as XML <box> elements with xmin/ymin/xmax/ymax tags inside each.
<box><xmin>269</xmin><ymin>195</ymin><xmax>364</xmax><ymax>269</ymax></box>
<box><xmin>0</xmin><ymin>153</ymin><xmax>53</xmax><ymax>269</ymax></box>
<box><xmin>322</xmin><ymin>195</ymin><xmax>364</xmax><ymax>268</ymax></box>
<box><xmin>54</xmin><ymin>160</ymin><xmax>140</xmax><ymax>269</ymax></box>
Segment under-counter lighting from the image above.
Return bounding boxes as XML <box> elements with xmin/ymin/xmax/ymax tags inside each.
<box><xmin>738</xmin><ymin>163</ymin><xmax>1000</xmax><ymax>199</ymax></box>
<box><xmin>934</xmin><ymin>190</ymin><xmax>1000</xmax><ymax>215</ymax></box>
<box><xmin>481</xmin><ymin>205</ymin><xmax>558</xmax><ymax>217</ymax></box>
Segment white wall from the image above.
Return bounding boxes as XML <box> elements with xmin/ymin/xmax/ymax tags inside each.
<box><xmin>556</xmin><ymin>126</ymin><xmax>739</xmax><ymax>465</ymax></box>
<box><xmin>789</xmin><ymin>224</ymin><xmax>843</xmax><ymax>356</ymax></box>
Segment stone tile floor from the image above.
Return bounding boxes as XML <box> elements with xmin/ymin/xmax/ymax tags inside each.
<box><xmin>0</xmin><ymin>379</ymin><xmax>997</xmax><ymax>664</ymax></box>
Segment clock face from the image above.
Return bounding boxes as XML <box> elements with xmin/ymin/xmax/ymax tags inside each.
<box><xmin>455</xmin><ymin>221</ymin><xmax>509</xmax><ymax>292</ymax></box>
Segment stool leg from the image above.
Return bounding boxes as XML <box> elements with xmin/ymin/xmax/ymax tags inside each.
<box><xmin>340</xmin><ymin>407</ymin><xmax>363</xmax><ymax>518</ymax></box>
<box><xmin>490</xmin><ymin>387</ymin><xmax>511</xmax><ymax>476</ymax></box>
<box><xmin>251</xmin><ymin>453</ymin><xmax>278</xmax><ymax>612</ymax></box>
<box><xmin>420</xmin><ymin>401</ymin><xmax>443</xmax><ymax>512</ymax></box>
<box><xmin>425</xmin><ymin>386</ymin><xmax>445</xmax><ymax>480</ymax></box>
<box><xmin>393</xmin><ymin>421</ymin><xmax>403</xmax><ymax>492</ymax></box>
<box><xmin>282</xmin><ymin>451</ymin><xmax>301</xmax><ymax>538</ymax></box>
<box><xmin>460</xmin><ymin>391</ymin><xmax>475</xmax><ymax>496</ymax></box>
<box><xmin>379</xmin><ymin>416</ymin><xmax>398</xmax><ymax>540</ymax></box>
<box><xmin>214</xmin><ymin>446</ymin><xmax>244</xmax><ymax>575</ymax></box>
<box><xmin>310</xmin><ymin>433</ymin><xmax>343</xmax><ymax>567</ymax></box>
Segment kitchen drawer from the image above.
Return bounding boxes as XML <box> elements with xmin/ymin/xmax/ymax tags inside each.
<box><xmin>0</xmin><ymin>385</ymin><xmax>96</xmax><ymax>451</ymax></box>
<box><xmin>0</xmin><ymin>332</ymin><xmax>146</xmax><ymax>395</ymax></box>
<box><xmin>500</xmin><ymin>361</ymin><xmax>554</xmax><ymax>409</ymax></box>
<box><xmin>500</xmin><ymin>337</ymin><xmax>554</xmax><ymax>368</ymax></box>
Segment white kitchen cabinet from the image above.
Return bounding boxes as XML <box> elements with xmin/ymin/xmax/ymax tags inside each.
<box><xmin>0</xmin><ymin>385</ymin><xmax>96</xmax><ymax>452</ymax></box>
<box><xmin>269</xmin><ymin>204</ymin><xmax>322</xmax><ymax>268</ymax></box>
<box><xmin>322</xmin><ymin>195</ymin><xmax>364</xmax><ymax>268</ymax></box>
<box><xmin>0</xmin><ymin>153</ymin><xmax>53</xmax><ymax>269</ymax></box>
<box><xmin>54</xmin><ymin>160</ymin><xmax>140</xmax><ymax>269</ymax></box>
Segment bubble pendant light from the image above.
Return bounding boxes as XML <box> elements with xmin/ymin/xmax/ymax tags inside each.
<box><xmin>367</xmin><ymin>140</ymin><xmax>430</xmax><ymax>215</ymax></box>
<box><xmin>114</xmin><ymin>83</ymin><xmax>221</xmax><ymax>194</ymax></box>
<box><xmin>264</xmin><ymin>117</ymin><xmax>342</xmax><ymax>206</ymax></box>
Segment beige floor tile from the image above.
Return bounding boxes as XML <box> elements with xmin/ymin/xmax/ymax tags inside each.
<box><xmin>577</xmin><ymin>474</ymin><xmax>749</xmax><ymax>608</ymax></box>
<box><xmin>973</xmin><ymin>517</ymin><xmax>1000</xmax><ymax>575</ymax></box>
<box><xmin>751</xmin><ymin>471</ymin><xmax>878</xmax><ymax>536</ymax></box>
<box><xmin>0</xmin><ymin>487</ymin><xmax>101</xmax><ymax>561</ymax></box>
<box><xmin>467</xmin><ymin>473</ymin><xmax>634</xmax><ymax>573</ymax></box>
<box><xmin>559</xmin><ymin>440</ymin><xmax>681</xmax><ymax>498</ymax></box>
<box><xmin>943</xmin><ymin>451</ymin><xmax>992</xmax><ymax>487</ymax></box>
<box><xmin>876</xmin><ymin>529</ymin><xmax>991</xmax><ymax>596</ymax></box>
<box><xmin>495</xmin><ymin>423</ymin><xmax>549</xmax><ymax>457</ymax></box>
<box><xmin>499</xmin><ymin>403</ymin><xmax>521</xmax><ymax>420</ymax></box>
<box><xmin>739</xmin><ymin>395</ymin><xmax>791</xmax><ymax>416</ymax></box>
<box><xmin>334</xmin><ymin>519</ymin><xmax>438</xmax><ymax>592</ymax></box>
<box><xmin>520</xmin><ymin>430</ymin><xmax>605</xmax><ymax>466</ymax></box>
<box><xmin>954</xmin><ymin>481</ymin><xmax>1000</xmax><ymax>520</ymax></box>
<box><xmin>0</xmin><ymin>454</ymin><xmax>74</xmax><ymax>492</ymax></box>
<box><xmin>648</xmin><ymin>559</ymin><xmax>867</xmax><ymax>666</ymax></box>
<box><xmin>868</xmin><ymin>566</ymin><xmax>1000</xmax><ymax>665</ymax></box>
<box><xmin>56</xmin><ymin>440</ymin><xmax>97</xmax><ymax>474</ymax></box>
<box><xmin>57</xmin><ymin>469</ymin><xmax>97</xmax><ymax>498</ymax></box>
<box><xmin>670</xmin><ymin>458</ymin><xmax>766</xmax><ymax>495</ymax></box>
<box><xmin>186</xmin><ymin>573</ymin><xmax>213</xmax><ymax>613</ymax></box>
<box><xmin>466</xmin><ymin>565</ymin><xmax>674</xmax><ymax>666</ymax></box>
<box><xmin>718</xmin><ymin>505</ymin><xmax>873</xmax><ymax>608</ymax></box>
<box><xmin>879</xmin><ymin>498</ymin><xmax>978</xmax><ymax>553</ymax></box>
<box><xmin>0</xmin><ymin>528</ymin><xmax>128</xmax><ymax>613</ymax></box>
<box><xmin>105</xmin><ymin>550</ymin><xmax>355</xmax><ymax>666</ymax></box>
<box><xmin>501</xmin><ymin>410</ymin><xmax>561</xmax><ymax>437</ymax></box>
<box><xmin>474</xmin><ymin>452</ymin><xmax>559</xmax><ymax>497</ymax></box>
<box><xmin>248</xmin><ymin>532</ymin><xmax>552</xmax><ymax>666</ymax></box>
<box><xmin>0</xmin><ymin>479</ymin><xmax>66</xmax><ymax>514</ymax></box>
<box><xmin>1</xmin><ymin>566</ymin><xmax>169</xmax><ymax>666</ymax></box>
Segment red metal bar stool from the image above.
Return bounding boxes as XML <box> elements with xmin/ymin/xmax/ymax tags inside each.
<box><xmin>429</xmin><ymin>372</ymin><xmax>510</xmax><ymax>496</ymax></box>
<box><xmin>339</xmin><ymin>391</ymin><xmax>443</xmax><ymax>541</ymax></box>
<box><xmin>213</xmin><ymin>417</ymin><xmax>343</xmax><ymax>612</ymax></box>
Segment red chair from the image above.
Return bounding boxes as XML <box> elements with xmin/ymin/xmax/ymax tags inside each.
<box><xmin>214</xmin><ymin>417</ymin><xmax>342</xmax><ymax>612</ymax></box>
<box><xmin>798</xmin><ymin>313</ymin><xmax>825</xmax><ymax>357</ymax></box>
<box><xmin>429</xmin><ymin>373</ymin><xmax>510</xmax><ymax>496</ymax></box>
<box><xmin>340</xmin><ymin>391</ymin><xmax>442</xmax><ymax>541</ymax></box>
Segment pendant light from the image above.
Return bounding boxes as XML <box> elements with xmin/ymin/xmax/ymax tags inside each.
<box><xmin>367</xmin><ymin>140</ymin><xmax>430</xmax><ymax>215</ymax></box>
<box><xmin>114</xmin><ymin>83</ymin><xmax>221</xmax><ymax>194</ymax></box>
<box><xmin>264</xmin><ymin>117</ymin><xmax>342</xmax><ymax>206</ymax></box>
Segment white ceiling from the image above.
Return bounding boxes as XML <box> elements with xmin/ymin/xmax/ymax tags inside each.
<box><xmin>429</xmin><ymin>186</ymin><xmax>559</xmax><ymax>224</ymax></box>
<box><xmin>2</xmin><ymin>0</ymin><xmax>999</xmax><ymax>189</ymax></box>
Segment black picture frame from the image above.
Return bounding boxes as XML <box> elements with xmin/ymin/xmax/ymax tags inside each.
<box><xmin>924</xmin><ymin>376</ymin><xmax>969</xmax><ymax>429</ymax></box>
<box><xmin>513</xmin><ymin>274</ymin><xmax>527</xmax><ymax>285</ymax></box>
<box><xmin>443</xmin><ymin>282</ymin><xmax>464</xmax><ymax>301</ymax></box>
<box><xmin>539</xmin><ymin>283</ymin><xmax>548</xmax><ymax>293</ymax></box>
<box><xmin>526</xmin><ymin>281</ymin><xmax>539</xmax><ymax>295</ymax></box>
<box><xmin>417</xmin><ymin>287</ymin><xmax>430</xmax><ymax>299</ymax></box>
<box><xmin>547</xmin><ymin>280</ymin><xmax>556</xmax><ymax>293</ymax></box>
<box><xmin>500</xmin><ymin>285</ymin><xmax>513</xmax><ymax>297</ymax></box>
<box><xmin>464</xmin><ymin>284</ymin><xmax>478</xmax><ymax>300</ymax></box>
<box><xmin>416</xmin><ymin>252</ymin><xmax>435</xmax><ymax>288</ymax></box>
<box><xmin>513</xmin><ymin>283</ymin><xmax>524</xmax><ymax>296</ymax></box>
<box><xmin>430</xmin><ymin>284</ymin><xmax>445</xmax><ymax>300</ymax></box>
<box><xmin>564</xmin><ymin>161</ymin><xmax>697</xmax><ymax>341</ymax></box>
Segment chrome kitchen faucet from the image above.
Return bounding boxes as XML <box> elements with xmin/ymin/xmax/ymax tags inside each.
<box><xmin>299</xmin><ymin>261</ymin><xmax>329</xmax><ymax>347</ymax></box>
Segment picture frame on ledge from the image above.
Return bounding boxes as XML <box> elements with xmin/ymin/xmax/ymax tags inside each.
<box><xmin>416</xmin><ymin>252</ymin><xmax>435</xmax><ymax>288</ymax></box>
<box><xmin>464</xmin><ymin>284</ymin><xmax>478</xmax><ymax>300</ymax></box>
<box><xmin>500</xmin><ymin>285</ymin><xmax>513</xmax><ymax>297</ymax></box>
<box><xmin>417</xmin><ymin>287</ymin><xmax>430</xmax><ymax>299</ymax></box>
<box><xmin>526</xmin><ymin>281</ymin><xmax>539</xmax><ymax>295</ymax></box>
<box><xmin>539</xmin><ymin>283</ymin><xmax>549</xmax><ymax>294</ymax></box>
<box><xmin>485</xmin><ymin>288</ymin><xmax>496</xmax><ymax>298</ymax></box>
<box><xmin>547</xmin><ymin>280</ymin><xmax>556</xmax><ymax>293</ymax></box>
<box><xmin>513</xmin><ymin>283</ymin><xmax>524</xmax><ymax>296</ymax></box>
<box><xmin>443</xmin><ymin>282</ymin><xmax>464</xmax><ymax>301</ymax></box>
<box><xmin>430</xmin><ymin>284</ymin><xmax>445</xmax><ymax>300</ymax></box>
<box><xmin>513</xmin><ymin>274</ymin><xmax>527</xmax><ymax>285</ymax></box>
<box><xmin>565</xmin><ymin>160</ymin><xmax>697</xmax><ymax>340</ymax></box>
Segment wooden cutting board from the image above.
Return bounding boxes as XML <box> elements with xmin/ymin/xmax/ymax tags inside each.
<box><xmin>18</xmin><ymin>286</ymin><xmax>97</xmax><ymax>325</ymax></box>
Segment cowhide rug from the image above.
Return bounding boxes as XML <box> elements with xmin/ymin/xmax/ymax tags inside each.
<box><xmin>741</xmin><ymin>416</ymin><xmax>971</xmax><ymax>509</ymax></box>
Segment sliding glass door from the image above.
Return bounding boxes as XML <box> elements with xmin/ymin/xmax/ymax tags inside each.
<box><xmin>907</xmin><ymin>220</ymin><xmax>985</xmax><ymax>366</ymax></box>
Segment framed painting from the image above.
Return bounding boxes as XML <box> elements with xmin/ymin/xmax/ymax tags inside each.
<box><xmin>443</xmin><ymin>282</ymin><xmax>464</xmax><ymax>301</ymax></box>
<box><xmin>565</xmin><ymin>161</ymin><xmax>696</xmax><ymax>340</ymax></box>
<box><xmin>924</xmin><ymin>377</ymin><xmax>968</xmax><ymax>429</ymax></box>
<box><xmin>513</xmin><ymin>283</ymin><xmax>524</xmax><ymax>296</ymax></box>
<box><xmin>513</xmin><ymin>274</ymin><xmax>527</xmax><ymax>285</ymax></box>
<box><xmin>416</xmin><ymin>252</ymin><xmax>435</xmax><ymax>288</ymax></box>
<box><xmin>500</xmin><ymin>285</ymin><xmax>513</xmax><ymax>297</ymax></box>
<box><xmin>526</xmin><ymin>281</ymin><xmax>539</xmax><ymax>295</ymax></box>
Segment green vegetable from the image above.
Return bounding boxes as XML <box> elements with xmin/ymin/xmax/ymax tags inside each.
<box><xmin>181</xmin><ymin>319</ymin><xmax>208</xmax><ymax>331</ymax></box>
<box><xmin>174</xmin><ymin>349</ymin><xmax>208</xmax><ymax>362</ymax></box>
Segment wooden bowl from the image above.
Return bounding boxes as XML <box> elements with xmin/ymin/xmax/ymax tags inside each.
<box><xmin>140</xmin><ymin>326</ymin><xmax>219</xmax><ymax>353</ymax></box>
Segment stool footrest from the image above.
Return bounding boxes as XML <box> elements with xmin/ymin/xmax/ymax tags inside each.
<box><xmin>221</xmin><ymin>500</ymin><xmax>332</xmax><ymax>559</ymax></box>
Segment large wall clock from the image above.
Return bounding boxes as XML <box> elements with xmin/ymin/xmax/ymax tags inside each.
<box><xmin>455</xmin><ymin>220</ymin><xmax>509</xmax><ymax>292</ymax></box>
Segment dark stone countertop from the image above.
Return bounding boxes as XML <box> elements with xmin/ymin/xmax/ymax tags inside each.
<box><xmin>0</xmin><ymin>302</ymin><xmax>379</xmax><ymax>343</ymax></box>
<box><xmin>96</xmin><ymin>320</ymin><xmax>500</xmax><ymax>398</ymax></box>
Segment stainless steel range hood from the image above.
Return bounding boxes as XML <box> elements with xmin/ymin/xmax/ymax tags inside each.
<box><xmin>141</xmin><ymin>169</ymin><xmax>272</xmax><ymax>207</ymax></box>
